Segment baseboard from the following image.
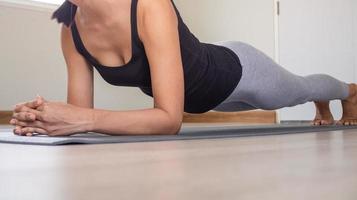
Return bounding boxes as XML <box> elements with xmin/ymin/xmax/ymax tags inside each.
<box><xmin>0</xmin><ymin>110</ymin><xmax>277</xmax><ymax>125</ymax></box>
<box><xmin>183</xmin><ymin>110</ymin><xmax>277</xmax><ymax>124</ymax></box>
<box><xmin>0</xmin><ymin>111</ymin><xmax>12</xmax><ymax>125</ymax></box>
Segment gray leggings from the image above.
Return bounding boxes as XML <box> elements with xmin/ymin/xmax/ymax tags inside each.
<box><xmin>212</xmin><ymin>41</ymin><xmax>350</xmax><ymax>112</ymax></box>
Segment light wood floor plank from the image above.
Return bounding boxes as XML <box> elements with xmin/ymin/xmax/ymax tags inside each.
<box><xmin>183</xmin><ymin>110</ymin><xmax>277</xmax><ymax>123</ymax></box>
<box><xmin>0</xmin><ymin>111</ymin><xmax>12</xmax><ymax>125</ymax></box>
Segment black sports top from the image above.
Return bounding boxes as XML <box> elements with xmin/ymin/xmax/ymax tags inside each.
<box><xmin>70</xmin><ymin>0</ymin><xmax>242</xmax><ymax>114</ymax></box>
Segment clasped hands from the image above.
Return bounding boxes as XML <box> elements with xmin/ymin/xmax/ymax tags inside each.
<box><xmin>10</xmin><ymin>96</ymin><xmax>92</xmax><ymax>137</ymax></box>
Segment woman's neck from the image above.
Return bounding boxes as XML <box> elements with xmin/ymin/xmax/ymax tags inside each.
<box><xmin>75</xmin><ymin>0</ymin><xmax>119</xmax><ymax>27</ymax></box>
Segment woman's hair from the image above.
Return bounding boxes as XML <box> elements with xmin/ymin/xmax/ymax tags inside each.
<box><xmin>51</xmin><ymin>1</ymin><xmax>78</xmax><ymax>27</ymax></box>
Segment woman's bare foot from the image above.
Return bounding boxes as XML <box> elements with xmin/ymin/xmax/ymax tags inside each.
<box><xmin>312</xmin><ymin>101</ymin><xmax>335</xmax><ymax>126</ymax></box>
<box><xmin>338</xmin><ymin>84</ymin><xmax>357</xmax><ymax>126</ymax></box>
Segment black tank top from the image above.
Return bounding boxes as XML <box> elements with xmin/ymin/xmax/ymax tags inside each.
<box><xmin>70</xmin><ymin>0</ymin><xmax>242</xmax><ymax>114</ymax></box>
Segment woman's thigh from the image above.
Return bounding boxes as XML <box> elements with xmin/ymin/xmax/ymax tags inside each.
<box><xmin>213</xmin><ymin>41</ymin><xmax>311</xmax><ymax>110</ymax></box>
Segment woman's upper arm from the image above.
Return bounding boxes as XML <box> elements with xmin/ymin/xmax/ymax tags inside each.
<box><xmin>138</xmin><ymin>0</ymin><xmax>184</xmax><ymax>125</ymax></box>
<box><xmin>61</xmin><ymin>25</ymin><xmax>94</xmax><ymax>108</ymax></box>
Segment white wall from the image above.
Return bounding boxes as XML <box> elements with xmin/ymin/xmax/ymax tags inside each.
<box><xmin>175</xmin><ymin>0</ymin><xmax>276</xmax><ymax>58</ymax></box>
<box><xmin>0</xmin><ymin>4</ymin><xmax>66</xmax><ymax>108</ymax></box>
<box><xmin>0</xmin><ymin>0</ymin><xmax>276</xmax><ymax>111</ymax></box>
<box><xmin>278</xmin><ymin>0</ymin><xmax>356</xmax><ymax>120</ymax></box>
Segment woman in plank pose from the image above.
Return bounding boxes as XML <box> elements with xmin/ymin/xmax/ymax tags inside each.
<box><xmin>10</xmin><ymin>0</ymin><xmax>357</xmax><ymax>136</ymax></box>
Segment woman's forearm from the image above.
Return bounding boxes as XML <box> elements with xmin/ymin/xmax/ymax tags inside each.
<box><xmin>87</xmin><ymin>108</ymin><xmax>182</xmax><ymax>135</ymax></box>
<box><xmin>11</xmin><ymin>100</ymin><xmax>182</xmax><ymax>136</ymax></box>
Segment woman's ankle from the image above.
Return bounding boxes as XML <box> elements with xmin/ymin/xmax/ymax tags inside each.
<box><xmin>346</xmin><ymin>84</ymin><xmax>357</xmax><ymax>102</ymax></box>
<box><xmin>314</xmin><ymin>101</ymin><xmax>332</xmax><ymax>116</ymax></box>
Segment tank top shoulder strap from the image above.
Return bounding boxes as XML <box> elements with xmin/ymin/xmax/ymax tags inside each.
<box><xmin>130</xmin><ymin>0</ymin><xmax>144</xmax><ymax>53</ymax></box>
<box><xmin>70</xmin><ymin>20</ymin><xmax>98</xmax><ymax>65</ymax></box>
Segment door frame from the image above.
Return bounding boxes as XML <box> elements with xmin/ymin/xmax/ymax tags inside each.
<box><xmin>273</xmin><ymin>0</ymin><xmax>281</xmax><ymax>122</ymax></box>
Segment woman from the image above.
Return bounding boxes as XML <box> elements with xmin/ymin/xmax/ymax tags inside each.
<box><xmin>9</xmin><ymin>0</ymin><xmax>357</xmax><ymax>136</ymax></box>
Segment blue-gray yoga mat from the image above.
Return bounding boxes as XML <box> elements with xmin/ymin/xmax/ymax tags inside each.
<box><xmin>0</xmin><ymin>123</ymin><xmax>356</xmax><ymax>145</ymax></box>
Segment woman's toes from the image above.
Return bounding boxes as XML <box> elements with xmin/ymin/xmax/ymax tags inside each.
<box><xmin>321</xmin><ymin>120</ymin><xmax>331</xmax><ymax>125</ymax></box>
<box><xmin>337</xmin><ymin>120</ymin><xmax>346</xmax><ymax>125</ymax></box>
<box><xmin>312</xmin><ymin>119</ymin><xmax>334</xmax><ymax>126</ymax></box>
<box><xmin>312</xmin><ymin>120</ymin><xmax>321</xmax><ymax>126</ymax></box>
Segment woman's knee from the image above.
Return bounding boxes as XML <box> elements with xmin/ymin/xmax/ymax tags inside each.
<box><xmin>212</xmin><ymin>101</ymin><xmax>257</xmax><ymax>112</ymax></box>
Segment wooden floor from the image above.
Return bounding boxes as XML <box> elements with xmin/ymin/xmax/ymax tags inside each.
<box><xmin>1</xmin><ymin>124</ymin><xmax>357</xmax><ymax>200</ymax></box>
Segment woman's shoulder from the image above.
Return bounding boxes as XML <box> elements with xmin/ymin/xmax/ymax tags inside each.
<box><xmin>61</xmin><ymin>24</ymin><xmax>72</xmax><ymax>43</ymax></box>
<box><xmin>137</xmin><ymin>0</ymin><xmax>178</xmax><ymax>26</ymax></box>
<box><xmin>138</xmin><ymin>0</ymin><xmax>175</xmax><ymax>13</ymax></box>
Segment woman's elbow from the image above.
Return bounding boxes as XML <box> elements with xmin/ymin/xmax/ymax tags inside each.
<box><xmin>171</xmin><ymin>121</ymin><xmax>182</xmax><ymax>135</ymax></box>
<box><xmin>157</xmin><ymin>109</ymin><xmax>183</xmax><ymax>135</ymax></box>
<box><xmin>163</xmin><ymin>118</ymin><xmax>182</xmax><ymax>135</ymax></box>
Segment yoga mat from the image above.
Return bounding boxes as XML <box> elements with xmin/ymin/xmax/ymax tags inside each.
<box><xmin>0</xmin><ymin>123</ymin><xmax>356</xmax><ymax>145</ymax></box>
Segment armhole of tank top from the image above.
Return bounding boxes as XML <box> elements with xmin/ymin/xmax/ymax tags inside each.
<box><xmin>169</xmin><ymin>0</ymin><xmax>185</xmax><ymax>40</ymax></box>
